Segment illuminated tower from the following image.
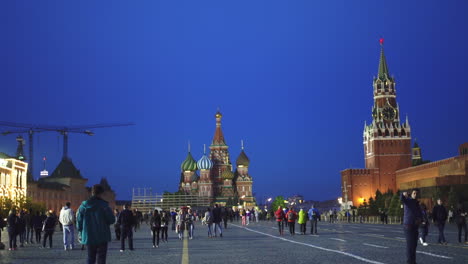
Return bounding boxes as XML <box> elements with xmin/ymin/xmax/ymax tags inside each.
<box><xmin>362</xmin><ymin>39</ymin><xmax>412</xmax><ymax>192</ymax></box>
<box><xmin>209</xmin><ymin>110</ymin><xmax>232</xmax><ymax>197</ymax></box>
<box><xmin>235</xmin><ymin>140</ymin><xmax>254</xmax><ymax>206</ymax></box>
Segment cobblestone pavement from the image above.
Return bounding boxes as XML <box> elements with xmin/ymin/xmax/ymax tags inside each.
<box><xmin>1</xmin><ymin>220</ymin><xmax>468</xmax><ymax>264</ymax></box>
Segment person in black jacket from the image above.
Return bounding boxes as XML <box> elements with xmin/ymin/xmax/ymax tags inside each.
<box><xmin>7</xmin><ymin>209</ymin><xmax>18</xmax><ymax>250</ymax></box>
<box><xmin>419</xmin><ymin>204</ymin><xmax>429</xmax><ymax>246</ymax></box>
<box><xmin>401</xmin><ymin>189</ymin><xmax>422</xmax><ymax>264</ymax></box>
<box><xmin>118</xmin><ymin>204</ymin><xmax>135</xmax><ymax>251</ymax></box>
<box><xmin>42</xmin><ymin>211</ymin><xmax>56</xmax><ymax>249</ymax></box>
<box><xmin>432</xmin><ymin>198</ymin><xmax>448</xmax><ymax>244</ymax></box>
<box><xmin>160</xmin><ymin>211</ymin><xmax>169</xmax><ymax>243</ymax></box>
<box><xmin>31</xmin><ymin>211</ymin><xmax>43</xmax><ymax>244</ymax></box>
<box><xmin>455</xmin><ymin>203</ymin><xmax>467</xmax><ymax>244</ymax></box>
<box><xmin>17</xmin><ymin>210</ymin><xmax>26</xmax><ymax>247</ymax></box>
<box><xmin>150</xmin><ymin>210</ymin><xmax>161</xmax><ymax>248</ymax></box>
<box><xmin>212</xmin><ymin>204</ymin><xmax>223</xmax><ymax>237</ymax></box>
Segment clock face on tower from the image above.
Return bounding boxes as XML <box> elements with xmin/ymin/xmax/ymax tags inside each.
<box><xmin>382</xmin><ymin>106</ymin><xmax>396</xmax><ymax>121</ymax></box>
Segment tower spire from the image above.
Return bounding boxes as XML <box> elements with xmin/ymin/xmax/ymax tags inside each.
<box><xmin>188</xmin><ymin>140</ymin><xmax>191</xmax><ymax>153</ymax></box>
<box><xmin>241</xmin><ymin>139</ymin><xmax>244</xmax><ymax>150</ymax></box>
<box><xmin>378</xmin><ymin>38</ymin><xmax>390</xmax><ymax>80</ymax></box>
<box><xmin>212</xmin><ymin>109</ymin><xmax>226</xmax><ymax>146</ymax></box>
<box><xmin>203</xmin><ymin>144</ymin><xmax>206</xmax><ymax>154</ymax></box>
<box><xmin>16</xmin><ymin>135</ymin><xmax>26</xmax><ymax>161</ymax></box>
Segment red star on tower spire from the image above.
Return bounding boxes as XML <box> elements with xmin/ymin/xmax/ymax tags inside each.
<box><xmin>379</xmin><ymin>38</ymin><xmax>384</xmax><ymax>45</ymax></box>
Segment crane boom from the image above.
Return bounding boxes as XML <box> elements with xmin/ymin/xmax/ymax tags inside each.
<box><xmin>0</xmin><ymin>121</ymin><xmax>134</xmax><ymax>180</ymax></box>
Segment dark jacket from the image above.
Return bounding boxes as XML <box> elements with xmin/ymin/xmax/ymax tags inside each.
<box><xmin>212</xmin><ymin>207</ymin><xmax>222</xmax><ymax>223</ymax></box>
<box><xmin>77</xmin><ymin>196</ymin><xmax>115</xmax><ymax>245</ymax></box>
<box><xmin>32</xmin><ymin>214</ymin><xmax>43</xmax><ymax>229</ymax></box>
<box><xmin>400</xmin><ymin>193</ymin><xmax>422</xmax><ymax>226</ymax></box>
<box><xmin>161</xmin><ymin>214</ymin><xmax>170</xmax><ymax>227</ymax></box>
<box><xmin>420</xmin><ymin>210</ymin><xmax>430</xmax><ymax>227</ymax></box>
<box><xmin>150</xmin><ymin>214</ymin><xmax>161</xmax><ymax>230</ymax></box>
<box><xmin>432</xmin><ymin>204</ymin><xmax>448</xmax><ymax>224</ymax></box>
<box><xmin>17</xmin><ymin>213</ymin><xmax>26</xmax><ymax>233</ymax></box>
<box><xmin>455</xmin><ymin>208</ymin><xmax>467</xmax><ymax>225</ymax></box>
<box><xmin>117</xmin><ymin>209</ymin><xmax>135</xmax><ymax>229</ymax></box>
<box><xmin>43</xmin><ymin>216</ymin><xmax>56</xmax><ymax>232</ymax></box>
<box><xmin>7</xmin><ymin>214</ymin><xmax>18</xmax><ymax>232</ymax></box>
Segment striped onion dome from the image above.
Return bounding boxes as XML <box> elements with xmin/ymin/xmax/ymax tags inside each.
<box><xmin>181</xmin><ymin>152</ymin><xmax>197</xmax><ymax>172</ymax></box>
<box><xmin>221</xmin><ymin>170</ymin><xmax>234</xmax><ymax>180</ymax></box>
<box><xmin>197</xmin><ymin>154</ymin><xmax>213</xmax><ymax>170</ymax></box>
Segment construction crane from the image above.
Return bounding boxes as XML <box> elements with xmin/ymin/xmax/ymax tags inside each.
<box><xmin>0</xmin><ymin>121</ymin><xmax>134</xmax><ymax>181</ymax></box>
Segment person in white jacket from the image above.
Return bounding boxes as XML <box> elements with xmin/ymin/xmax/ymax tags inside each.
<box><xmin>59</xmin><ymin>202</ymin><xmax>75</xmax><ymax>250</ymax></box>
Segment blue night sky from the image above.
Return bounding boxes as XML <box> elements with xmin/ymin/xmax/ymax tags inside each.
<box><xmin>1</xmin><ymin>0</ymin><xmax>467</xmax><ymax>201</ymax></box>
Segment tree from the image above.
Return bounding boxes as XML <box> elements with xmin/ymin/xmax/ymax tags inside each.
<box><xmin>447</xmin><ymin>186</ymin><xmax>458</xmax><ymax>211</ymax></box>
<box><xmin>388</xmin><ymin>192</ymin><xmax>401</xmax><ymax>217</ymax></box>
<box><xmin>269</xmin><ymin>196</ymin><xmax>286</xmax><ymax>214</ymax></box>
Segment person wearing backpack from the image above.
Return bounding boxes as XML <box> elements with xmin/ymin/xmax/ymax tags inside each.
<box><xmin>286</xmin><ymin>208</ymin><xmax>297</xmax><ymax>236</ymax></box>
<box><xmin>298</xmin><ymin>209</ymin><xmax>307</xmax><ymax>235</ymax></box>
<box><xmin>308</xmin><ymin>205</ymin><xmax>320</xmax><ymax>235</ymax></box>
<box><xmin>275</xmin><ymin>206</ymin><xmax>285</xmax><ymax>236</ymax></box>
<box><xmin>150</xmin><ymin>209</ymin><xmax>161</xmax><ymax>248</ymax></box>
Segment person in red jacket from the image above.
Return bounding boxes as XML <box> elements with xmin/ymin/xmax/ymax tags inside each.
<box><xmin>274</xmin><ymin>206</ymin><xmax>285</xmax><ymax>236</ymax></box>
<box><xmin>285</xmin><ymin>208</ymin><xmax>297</xmax><ymax>236</ymax></box>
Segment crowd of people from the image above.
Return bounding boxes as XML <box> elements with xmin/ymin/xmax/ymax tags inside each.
<box><xmin>1</xmin><ymin>186</ymin><xmax>467</xmax><ymax>264</ymax></box>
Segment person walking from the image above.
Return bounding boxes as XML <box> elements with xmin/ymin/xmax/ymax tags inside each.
<box><xmin>286</xmin><ymin>208</ymin><xmax>297</xmax><ymax>236</ymax></box>
<box><xmin>203</xmin><ymin>208</ymin><xmax>213</xmax><ymax>238</ymax></box>
<box><xmin>419</xmin><ymin>204</ymin><xmax>429</xmax><ymax>246</ymax></box>
<box><xmin>117</xmin><ymin>203</ymin><xmax>135</xmax><ymax>252</ymax></box>
<box><xmin>32</xmin><ymin>211</ymin><xmax>43</xmax><ymax>244</ymax></box>
<box><xmin>160</xmin><ymin>211</ymin><xmax>169</xmax><ymax>242</ymax></box>
<box><xmin>77</xmin><ymin>184</ymin><xmax>116</xmax><ymax>264</ymax></box>
<box><xmin>59</xmin><ymin>202</ymin><xmax>76</xmax><ymax>250</ymax></box>
<box><xmin>308</xmin><ymin>205</ymin><xmax>320</xmax><ymax>235</ymax></box>
<box><xmin>176</xmin><ymin>210</ymin><xmax>185</xmax><ymax>240</ymax></box>
<box><xmin>432</xmin><ymin>198</ymin><xmax>448</xmax><ymax>245</ymax></box>
<box><xmin>7</xmin><ymin>209</ymin><xmax>18</xmax><ymax>250</ymax></box>
<box><xmin>212</xmin><ymin>204</ymin><xmax>223</xmax><ymax>237</ymax></box>
<box><xmin>401</xmin><ymin>189</ymin><xmax>422</xmax><ymax>264</ymax></box>
<box><xmin>275</xmin><ymin>206</ymin><xmax>285</xmax><ymax>235</ymax></box>
<box><xmin>171</xmin><ymin>209</ymin><xmax>177</xmax><ymax>231</ymax></box>
<box><xmin>17</xmin><ymin>210</ymin><xmax>26</xmax><ymax>247</ymax></box>
<box><xmin>24</xmin><ymin>209</ymin><xmax>33</xmax><ymax>244</ymax></box>
<box><xmin>240</xmin><ymin>209</ymin><xmax>247</xmax><ymax>226</ymax></box>
<box><xmin>455</xmin><ymin>203</ymin><xmax>467</xmax><ymax>244</ymax></box>
<box><xmin>186</xmin><ymin>209</ymin><xmax>195</xmax><ymax>240</ymax></box>
<box><xmin>113</xmin><ymin>209</ymin><xmax>120</xmax><ymax>241</ymax></box>
<box><xmin>222</xmin><ymin>208</ymin><xmax>229</xmax><ymax>229</ymax></box>
<box><xmin>298</xmin><ymin>209</ymin><xmax>307</xmax><ymax>235</ymax></box>
<box><xmin>42</xmin><ymin>211</ymin><xmax>56</xmax><ymax>249</ymax></box>
<box><xmin>150</xmin><ymin>210</ymin><xmax>161</xmax><ymax>248</ymax></box>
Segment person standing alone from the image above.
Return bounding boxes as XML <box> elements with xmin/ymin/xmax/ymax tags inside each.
<box><xmin>432</xmin><ymin>198</ymin><xmax>448</xmax><ymax>245</ymax></box>
<box><xmin>117</xmin><ymin>204</ymin><xmax>135</xmax><ymax>252</ymax></box>
<box><xmin>59</xmin><ymin>202</ymin><xmax>75</xmax><ymax>250</ymax></box>
<box><xmin>77</xmin><ymin>184</ymin><xmax>115</xmax><ymax>264</ymax></box>
<box><xmin>401</xmin><ymin>189</ymin><xmax>422</xmax><ymax>264</ymax></box>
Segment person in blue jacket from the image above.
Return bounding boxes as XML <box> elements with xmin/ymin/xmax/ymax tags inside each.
<box><xmin>308</xmin><ymin>205</ymin><xmax>320</xmax><ymax>235</ymax></box>
<box><xmin>401</xmin><ymin>189</ymin><xmax>422</xmax><ymax>264</ymax></box>
<box><xmin>77</xmin><ymin>184</ymin><xmax>115</xmax><ymax>264</ymax></box>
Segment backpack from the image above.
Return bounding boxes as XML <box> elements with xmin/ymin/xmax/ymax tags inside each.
<box><xmin>288</xmin><ymin>212</ymin><xmax>296</xmax><ymax>221</ymax></box>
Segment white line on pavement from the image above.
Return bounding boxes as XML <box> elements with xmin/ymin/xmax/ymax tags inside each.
<box><xmin>395</xmin><ymin>237</ymin><xmax>405</xmax><ymax>240</ymax></box>
<box><xmin>363</xmin><ymin>243</ymin><xmax>389</xmax><ymax>249</ymax></box>
<box><xmin>369</xmin><ymin>234</ymin><xmax>385</xmax><ymax>237</ymax></box>
<box><xmin>416</xmin><ymin>251</ymin><xmax>452</xmax><ymax>259</ymax></box>
<box><xmin>233</xmin><ymin>224</ymin><xmax>385</xmax><ymax>264</ymax></box>
<box><xmin>329</xmin><ymin>238</ymin><xmax>346</xmax><ymax>242</ymax></box>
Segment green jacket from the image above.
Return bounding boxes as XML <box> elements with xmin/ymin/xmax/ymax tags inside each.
<box><xmin>298</xmin><ymin>210</ymin><xmax>307</xmax><ymax>224</ymax></box>
<box><xmin>77</xmin><ymin>196</ymin><xmax>115</xmax><ymax>245</ymax></box>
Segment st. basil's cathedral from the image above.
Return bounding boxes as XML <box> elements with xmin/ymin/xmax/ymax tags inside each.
<box><xmin>178</xmin><ymin>110</ymin><xmax>254</xmax><ymax>207</ymax></box>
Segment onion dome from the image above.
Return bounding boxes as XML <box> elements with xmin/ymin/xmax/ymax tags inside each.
<box><xmin>221</xmin><ymin>170</ymin><xmax>234</xmax><ymax>180</ymax></box>
<box><xmin>236</xmin><ymin>150</ymin><xmax>250</xmax><ymax>167</ymax></box>
<box><xmin>181</xmin><ymin>152</ymin><xmax>197</xmax><ymax>172</ymax></box>
<box><xmin>197</xmin><ymin>154</ymin><xmax>213</xmax><ymax>170</ymax></box>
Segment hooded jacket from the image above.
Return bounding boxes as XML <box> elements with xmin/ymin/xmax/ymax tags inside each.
<box><xmin>298</xmin><ymin>209</ymin><xmax>307</xmax><ymax>224</ymax></box>
<box><xmin>76</xmin><ymin>196</ymin><xmax>115</xmax><ymax>245</ymax></box>
<box><xmin>275</xmin><ymin>208</ymin><xmax>285</xmax><ymax>222</ymax></box>
<box><xmin>59</xmin><ymin>206</ymin><xmax>75</xmax><ymax>226</ymax></box>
